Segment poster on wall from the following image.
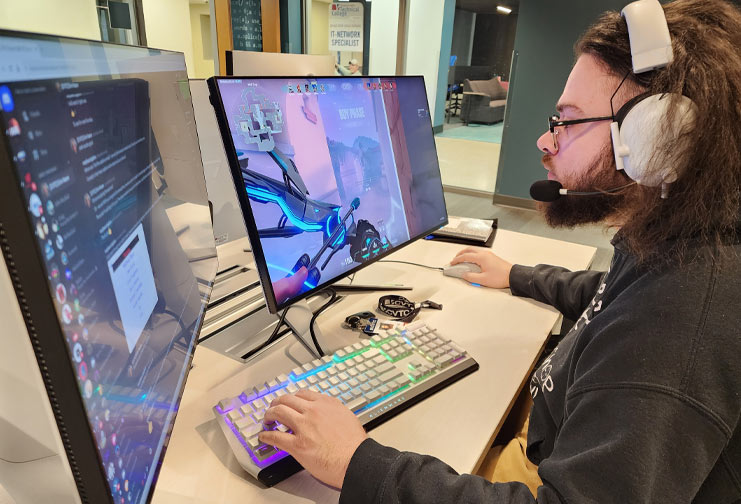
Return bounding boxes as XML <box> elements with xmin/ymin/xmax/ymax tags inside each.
<box><xmin>231</xmin><ymin>0</ymin><xmax>263</xmax><ymax>51</ymax></box>
<box><xmin>328</xmin><ymin>3</ymin><xmax>363</xmax><ymax>51</ymax></box>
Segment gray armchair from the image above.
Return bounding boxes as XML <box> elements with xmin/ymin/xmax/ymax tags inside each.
<box><xmin>460</xmin><ymin>77</ymin><xmax>508</xmax><ymax>125</ymax></box>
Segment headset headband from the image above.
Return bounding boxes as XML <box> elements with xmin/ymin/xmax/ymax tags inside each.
<box><xmin>621</xmin><ymin>0</ymin><xmax>673</xmax><ymax>73</ymax></box>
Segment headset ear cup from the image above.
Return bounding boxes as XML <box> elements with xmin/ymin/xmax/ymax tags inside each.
<box><xmin>612</xmin><ymin>94</ymin><xmax>697</xmax><ymax>187</ymax></box>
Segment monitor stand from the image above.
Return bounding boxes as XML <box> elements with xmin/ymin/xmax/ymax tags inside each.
<box><xmin>282</xmin><ymin>283</ymin><xmax>413</xmax><ymax>358</ymax></box>
<box><xmin>283</xmin><ymin>299</ymin><xmax>323</xmax><ymax>359</ymax></box>
<box><xmin>331</xmin><ymin>283</ymin><xmax>412</xmax><ymax>294</ymax></box>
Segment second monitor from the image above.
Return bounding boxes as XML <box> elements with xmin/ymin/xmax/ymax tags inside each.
<box><xmin>208</xmin><ymin>76</ymin><xmax>448</xmax><ymax>313</ymax></box>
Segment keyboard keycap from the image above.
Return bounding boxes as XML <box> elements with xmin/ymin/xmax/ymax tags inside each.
<box><xmin>255</xmin><ymin>444</ymin><xmax>276</xmax><ymax>460</ymax></box>
<box><xmin>395</xmin><ymin>375</ymin><xmax>411</xmax><ymax>387</ymax></box>
<box><xmin>379</xmin><ymin>369</ymin><xmax>403</xmax><ymax>383</ymax></box>
<box><xmin>218</xmin><ymin>398</ymin><xmax>234</xmax><ymax>411</ymax></box>
<box><xmin>365</xmin><ymin>390</ymin><xmax>381</xmax><ymax>402</ymax></box>
<box><xmin>345</xmin><ymin>396</ymin><xmax>368</xmax><ymax>412</ymax></box>
<box><xmin>240</xmin><ymin>424</ymin><xmax>263</xmax><ymax>439</ymax></box>
<box><xmin>234</xmin><ymin>417</ymin><xmax>253</xmax><ymax>429</ymax></box>
<box><xmin>246</xmin><ymin>435</ymin><xmax>261</xmax><ymax>450</ymax></box>
<box><xmin>375</xmin><ymin>362</ymin><xmax>393</xmax><ymax>374</ymax></box>
<box><xmin>435</xmin><ymin>354</ymin><xmax>454</xmax><ymax>367</ymax></box>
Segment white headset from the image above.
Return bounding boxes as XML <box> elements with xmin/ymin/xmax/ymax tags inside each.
<box><xmin>610</xmin><ymin>0</ymin><xmax>697</xmax><ymax>193</ymax></box>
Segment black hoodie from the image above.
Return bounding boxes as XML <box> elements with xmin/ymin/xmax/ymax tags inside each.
<box><xmin>340</xmin><ymin>236</ymin><xmax>741</xmax><ymax>503</ymax></box>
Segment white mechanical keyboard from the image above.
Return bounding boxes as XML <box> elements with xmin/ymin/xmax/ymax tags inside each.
<box><xmin>213</xmin><ymin>320</ymin><xmax>478</xmax><ymax>486</ymax></box>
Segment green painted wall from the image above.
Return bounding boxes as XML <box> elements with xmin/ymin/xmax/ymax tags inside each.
<box><xmin>495</xmin><ymin>0</ymin><xmax>631</xmax><ymax>200</ymax></box>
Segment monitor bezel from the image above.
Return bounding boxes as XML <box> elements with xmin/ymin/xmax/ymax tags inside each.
<box><xmin>0</xmin><ymin>28</ymin><xmax>208</xmax><ymax>504</ymax></box>
<box><xmin>207</xmin><ymin>75</ymin><xmax>449</xmax><ymax>314</ymax></box>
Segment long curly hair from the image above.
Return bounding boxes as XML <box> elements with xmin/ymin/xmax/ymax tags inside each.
<box><xmin>576</xmin><ymin>0</ymin><xmax>741</xmax><ymax>265</ymax></box>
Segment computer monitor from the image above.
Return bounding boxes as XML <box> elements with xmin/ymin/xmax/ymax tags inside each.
<box><xmin>207</xmin><ymin>76</ymin><xmax>448</xmax><ymax>316</ymax></box>
<box><xmin>0</xmin><ymin>30</ymin><xmax>217</xmax><ymax>503</ymax></box>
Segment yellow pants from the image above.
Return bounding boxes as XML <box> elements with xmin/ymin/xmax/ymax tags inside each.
<box><xmin>475</xmin><ymin>392</ymin><xmax>542</xmax><ymax>497</ymax></box>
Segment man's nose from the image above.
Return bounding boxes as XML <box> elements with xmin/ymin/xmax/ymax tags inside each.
<box><xmin>536</xmin><ymin>130</ymin><xmax>556</xmax><ymax>155</ymax></box>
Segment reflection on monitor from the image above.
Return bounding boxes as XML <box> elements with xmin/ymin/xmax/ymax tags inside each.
<box><xmin>0</xmin><ymin>31</ymin><xmax>216</xmax><ymax>503</ymax></box>
<box><xmin>208</xmin><ymin>76</ymin><xmax>447</xmax><ymax>313</ymax></box>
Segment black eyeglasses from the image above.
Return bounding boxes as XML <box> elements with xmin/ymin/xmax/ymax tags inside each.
<box><xmin>548</xmin><ymin>114</ymin><xmax>614</xmax><ymax>151</ymax></box>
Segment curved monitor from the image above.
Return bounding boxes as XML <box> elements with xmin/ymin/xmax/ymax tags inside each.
<box><xmin>208</xmin><ymin>76</ymin><xmax>448</xmax><ymax>313</ymax></box>
<box><xmin>0</xmin><ymin>31</ymin><xmax>217</xmax><ymax>503</ymax></box>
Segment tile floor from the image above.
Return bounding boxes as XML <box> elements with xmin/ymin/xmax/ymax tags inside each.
<box><xmin>435</xmin><ymin>136</ymin><xmax>500</xmax><ymax>193</ymax></box>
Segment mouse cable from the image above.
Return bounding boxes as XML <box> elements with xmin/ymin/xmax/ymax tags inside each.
<box><xmin>309</xmin><ymin>287</ymin><xmax>340</xmax><ymax>357</ymax></box>
<box><xmin>377</xmin><ymin>260</ymin><xmax>443</xmax><ymax>271</ymax></box>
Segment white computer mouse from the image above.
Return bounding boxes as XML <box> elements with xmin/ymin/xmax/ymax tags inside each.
<box><xmin>442</xmin><ymin>262</ymin><xmax>481</xmax><ymax>279</ymax></box>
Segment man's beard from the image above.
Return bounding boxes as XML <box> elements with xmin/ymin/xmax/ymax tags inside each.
<box><xmin>539</xmin><ymin>145</ymin><xmax>631</xmax><ymax>227</ymax></box>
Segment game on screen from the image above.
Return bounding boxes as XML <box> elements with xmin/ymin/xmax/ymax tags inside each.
<box><xmin>214</xmin><ymin>77</ymin><xmax>447</xmax><ymax>305</ymax></box>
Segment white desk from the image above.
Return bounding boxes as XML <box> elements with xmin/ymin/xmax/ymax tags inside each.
<box><xmin>153</xmin><ymin>230</ymin><xmax>597</xmax><ymax>503</ymax></box>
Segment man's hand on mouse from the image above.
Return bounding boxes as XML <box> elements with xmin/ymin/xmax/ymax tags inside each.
<box><xmin>450</xmin><ymin>248</ymin><xmax>513</xmax><ymax>288</ymax></box>
<box><xmin>259</xmin><ymin>389</ymin><xmax>367</xmax><ymax>489</ymax></box>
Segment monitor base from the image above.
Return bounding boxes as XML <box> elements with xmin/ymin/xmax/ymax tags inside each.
<box><xmin>330</xmin><ymin>283</ymin><xmax>412</xmax><ymax>294</ymax></box>
<box><xmin>283</xmin><ymin>300</ymin><xmax>324</xmax><ymax>359</ymax></box>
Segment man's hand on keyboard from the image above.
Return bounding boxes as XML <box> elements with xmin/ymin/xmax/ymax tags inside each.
<box><xmin>451</xmin><ymin>247</ymin><xmax>513</xmax><ymax>288</ymax></box>
<box><xmin>259</xmin><ymin>389</ymin><xmax>367</xmax><ymax>488</ymax></box>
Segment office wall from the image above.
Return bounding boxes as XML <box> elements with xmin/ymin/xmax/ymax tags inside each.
<box><xmin>309</xmin><ymin>0</ymin><xmax>330</xmax><ymax>55</ymax></box>
<box><xmin>471</xmin><ymin>12</ymin><xmax>518</xmax><ymax>79</ymax></box>
<box><xmin>189</xmin><ymin>3</ymin><xmax>215</xmax><ymax>79</ymax></box>
<box><xmin>495</xmin><ymin>0</ymin><xmax>628</xmax><ymax>200</ymax></box>
<box><xmin>451</xmin><ymin>9</ymin><xmax>475</xmax><ymax>67</ymax></box>
<box><xmin>368</xmin><ymin>0</ymin><xmax>399</xmax><ymax>75</ymax></box>
<box><xmin>142</xmin><ymin>0</ymin><xmax>196</xmax><ymax>78</ymax></box>
<box><xmin>405</xmin><ymin>0</ymin><xmax>447</xmax><ymax>127</ymax></box>
<box><xmin>433</xmin><ymin>0</ymin><xmax>455</xmax><ymax>129</ymax></box>
<box><xmin>0</xmin><ymin>0</ymin><xmax>100</xmax><ymax>41</ymax></box>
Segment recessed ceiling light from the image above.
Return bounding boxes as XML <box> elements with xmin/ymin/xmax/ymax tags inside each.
<box><xmin>496</xmin><ymin>5</ymin><xmax>512</xmax><ymax>14</ymax></box>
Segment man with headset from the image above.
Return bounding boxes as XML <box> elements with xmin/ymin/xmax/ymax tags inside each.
<box><xmin>259</xmin><ymin>0</ymin><xmax>741</xmax><ymax>501</ymax></box>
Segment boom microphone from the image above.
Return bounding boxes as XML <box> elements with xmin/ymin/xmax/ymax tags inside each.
<box><xmin>529</xmin><ymin>180</ymin><xmax>636</xmax><ymax>202</ymax></box>
<box><xmin>529</xmin><ymin>180</ymin><xmax>565</xmax><ymax>202</ymax></box>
